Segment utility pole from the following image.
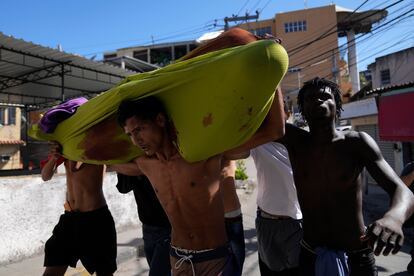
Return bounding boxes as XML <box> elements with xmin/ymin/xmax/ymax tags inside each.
<box><xmin>224</xmin><ymin>10</ymin><xmax>260</xmax><ymax>31</ymax></box>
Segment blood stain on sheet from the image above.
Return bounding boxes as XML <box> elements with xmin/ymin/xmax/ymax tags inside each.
<box><xmin>202</xmin><ymin>113</ymin><xmax>213</xmax><ymax>127</ymax></box>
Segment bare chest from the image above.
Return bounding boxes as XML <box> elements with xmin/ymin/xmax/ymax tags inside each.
<box><xmin>291</xmin><ymin>141</ymin><xmax>363</xmax><ymax>193</ymax></box>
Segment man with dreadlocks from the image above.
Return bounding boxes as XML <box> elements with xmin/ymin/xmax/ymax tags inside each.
<box><xmin>278</xmin><ymin>77</ymin><xmax>414</xmax><ymax>276</ymax></box>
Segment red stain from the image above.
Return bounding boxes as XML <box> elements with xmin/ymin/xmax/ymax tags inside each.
<box><xmin>239</xmin><ymin>124</ymin><xmax>248</xmax><ymax>132</ymax></box>
<box><xmin>202</xmin><ymin>113</ymin><xmax>213</xmax><ymax>127</ymax></box>
<box><xmin>79</xmin><ymin>115</ymin><xmax>132</xmax><ymax>161</ymax></box>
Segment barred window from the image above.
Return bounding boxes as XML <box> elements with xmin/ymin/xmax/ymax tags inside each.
<box><xmin>380</xmin><ymin>69</ymin><xmax>391</xmax><ymax>86</ymax></box>
<box><xmin>285</xmin><ymin>20</ymin><xmax>307</xmax><ymax>33</ymax></box>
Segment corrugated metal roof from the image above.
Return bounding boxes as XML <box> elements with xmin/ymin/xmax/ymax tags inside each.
<box><xmin>0</xmin><ymin>32</ymin><xmax>135</xmax><ymax>109</ymax></box>
<box><xmin>351</xmin><ymin>81</ymin><xmax>414</xmax><ymax>101</ymax></box>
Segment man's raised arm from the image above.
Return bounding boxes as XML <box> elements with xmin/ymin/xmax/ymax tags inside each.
<box><xmin>108</xmin><ymin>158</ymin><xmax>144</xmax><ymax>176</ymax></box>
<box><xmin>224</xmin><ymin>87</ymin><xmax>285</xmax><ymax>158</ymax></box>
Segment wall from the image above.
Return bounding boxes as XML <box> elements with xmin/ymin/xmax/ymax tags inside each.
<box><xmin>0</xmin><ymin>172</ymin><xmax>139</xmax><ymax>265</ymax></box>
<box><xmin>369</xmin><ymin>47</ymin><xmax>414</xmax><ymax>89</ymax></box>
<box><xmin>0</xmin><ymin>108</ymin><xmax>23</xmax><ymax>170</ymax></box>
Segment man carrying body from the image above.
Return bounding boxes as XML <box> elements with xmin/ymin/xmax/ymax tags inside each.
<box><xmin>116</xmin><ymin>173</ymin><xmax>171</xmax><ymax>275</ymax></box>
<box><xmin>279</xmin><ymin>77</ymin><xmax>414</xmax><ymax>275</ymax></box>
<box><xmin>114</xmin><ymin>87</ymin><xmax>284</xmax><ymax>275</ymax></box>
<box><xmin>41</xmin><ymin>142</ymin><xmax>117</xmax><ymax>276</ymax></box>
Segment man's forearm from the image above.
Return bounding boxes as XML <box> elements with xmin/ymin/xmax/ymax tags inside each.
<box><xmin>41</xmin><ymin>158</ymin><xmax>57</xmax><ymax>181</ymax></box>
<box><xmin>109</xmin><ymin>162</ymin><xmax>143</xmax><ymax>176</ymax></box>
<box><xmin>386</xmin><ymin>185</ymin><xmax>414</xmax><ymax>224</ymax></box>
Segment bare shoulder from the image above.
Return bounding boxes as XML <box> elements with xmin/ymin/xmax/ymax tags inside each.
<box><xmin>344</xmin><ymin>130</ymin><xmax>382</xmax><ymax>160</ymax></box>
<box><xmin>279</xmin><ymin>123</ymin><xmax>309</xmax><ymax>145</ymax></box>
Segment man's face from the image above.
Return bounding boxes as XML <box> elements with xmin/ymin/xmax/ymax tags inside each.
<box><xmin>302</xmin><ymin>85</ymin><xmax>336</xmax><ymax>123</ymax></box>
<box><xmin>123</xmin><ymin>115</ymin><xmax>164</xmax><ymax>156</ymax></box>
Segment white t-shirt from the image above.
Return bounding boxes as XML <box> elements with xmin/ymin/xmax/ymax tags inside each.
<box><xmin>251</xmin><ymin>142</ymin><xmax>302</xmax><ymax>219</ymax></box>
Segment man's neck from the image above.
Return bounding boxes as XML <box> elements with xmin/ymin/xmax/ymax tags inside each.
<box><xmin>308</xmin><ymin>120</ymin><xmax>337</xmax><ymax>144</ymax></box>
<box><xmin>155</xmin><ymin>141</ymin><xmax>179</xmax><ymax>162</ymax></box>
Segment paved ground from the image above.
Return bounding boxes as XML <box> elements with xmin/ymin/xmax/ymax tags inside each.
<box><xmin>1</xmin><ymin>182</ymin><xmax>412</xmax><ymax>276</ymax></box>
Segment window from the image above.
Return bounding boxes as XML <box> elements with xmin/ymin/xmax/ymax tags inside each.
<box><xmin>0</xmin><ymin>108</ymin><xmax>5</xmax><ymax>125</ymax></box>
<box><xmin>8</xmin><ymin>108</ymin><xmax>16</xmax><ymax>125</ymax></box>
<box><xmin>250</xmin><ymin>26</ymin><xmax>272</xmax><ymax>37</ymax></box>
<box><xmin>380</xmin><ymin>69</ymin><xmax>391</xmax><ymax>86</ymax></box>
<box><xmin>284</xmin><ymin>20</ymin><xmax>307</xmax><ymax>33</ymax></box>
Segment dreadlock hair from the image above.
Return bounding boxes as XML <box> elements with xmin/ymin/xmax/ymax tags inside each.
<box><xmin>117</xmin><ymin>96</ymin><xmax>168</xmax><ymax>127</ymax></box>
<box><xmin>297</xmin><ymin>77</ymin><xmax>343</xmax><ymax>119</ymax></box>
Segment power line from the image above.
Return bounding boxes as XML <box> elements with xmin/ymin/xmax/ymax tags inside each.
<box><xmin>289</xmin><ymin>0</ymin><xmax>414</xmax><ymax>65</ymax></box>
<box><xmin>289</xmin><ymin>0</ymin><xmax>371</xmax><ymax>56</ymax></box>
<box><xmin>302</xmin><ymin>20</ymin><xmax>414</xmax><ymax>81</ymax></box>
<box><xmin>320</xmin><ymin>32</ymin><xmax>414</xmax><ymax>80</ymax></box>
<box><xmin>236</xmin><ymin>0</ymin><xmax>252</xmax><ymax>16</ymax></box>
<box><xmin>289</xmin><ymin>7</ymin><xmax>414</xmax><ymax>70</ymax></box>
<box><xmin>258</xmin><ymin>0</ymin><xmax>273</xmax><ymax>13</ymax></box>
<box><xmin>68</xmin><ymin>19</ymin><xmax>218</xmax><ymax>54</ymax></box>
<box><xmin>290</xmin><ymin>0</ymin><xmax>405</xmax><ymax>57</ymax></box>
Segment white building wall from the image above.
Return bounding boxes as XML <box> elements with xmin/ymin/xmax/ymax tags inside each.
<box><xmin>0</xmin><ymin>172</ymin><xmax>139</xmax><ymax>265</ymax></box>
<box><xmin>369</xmin><ymin>47</ymin><xmax>414</xmax><ymax>89</ymax></box>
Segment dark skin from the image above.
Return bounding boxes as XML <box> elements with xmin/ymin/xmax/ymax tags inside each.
<box><xmin>279</xmin><ymin>85</ymin><xmax>414</xmax><ymax>256</ymax></box>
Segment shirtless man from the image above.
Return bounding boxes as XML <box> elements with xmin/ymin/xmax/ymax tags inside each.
<box><xmin>279</xmin><ymin>77</ymin><xmax>414</xmax><ymax>275</ymax></box>
<box><xmin>221</xmin><ymin>159</ymin><xmax>245</xmax><ymax>273</ymax></box>
<box><xmin>41</xmin><ymin>142</ymin><xmax>117</xmax><ymax>276</ymax></box>
<box><xmin>113</xmin><ymin>88</ymin><xmax>284</xmax><ymax>275</ymax></box>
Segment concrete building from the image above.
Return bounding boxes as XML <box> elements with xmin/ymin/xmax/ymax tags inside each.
<box><xmin>238</xmin><ymin>5</ymin><xmax>340</xmax><ymax>100</ymax></box>
<box><xmin>368</xmin><ymin>47</ymin><xmax>414</xmax><ymax>89</ymax></box>
<box><xmin>0</xmin><ymin>107</ymin><xmax>24</xmax><ymax>170</ymax></box>
<box><xmin>104</xmin><ymin>40</ymin><xmax>198</xmax><ymax>67</ymax></box>
<box><xmin>341</xmin><ymin>47</ymin><xmax>414</xmax><ymax>181</ymax></box>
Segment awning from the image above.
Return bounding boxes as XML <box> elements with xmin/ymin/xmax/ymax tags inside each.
<box><xmin>0</xmin><ymin>32</ymin><xmax>134</xmax><ymax>110</ymax></box>
<box><xmin>0</xmin><ymin>139</ymin><xmax>26</xmax><ymax>145</ymax></box>
<box><xmin>379</xmin><ymin>87</ymin><xmax>414</xmax><ymax>141</ymax></box>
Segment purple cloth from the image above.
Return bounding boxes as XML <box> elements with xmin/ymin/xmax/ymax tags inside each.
<box><xmin>39</xmin><ymin>97</ymin><xmax>88</xmax><ymax>133</ymax></box>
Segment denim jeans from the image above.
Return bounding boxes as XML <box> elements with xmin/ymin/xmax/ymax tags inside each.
<box><xmin>225</xmin><ymin>216</ymin><xmax>245</xmax><ymax>274</ymax></box>
<box><xmin>142</xmin><ymin>224</ymin><xmax>172</xmax><ymax>276</ymax></box>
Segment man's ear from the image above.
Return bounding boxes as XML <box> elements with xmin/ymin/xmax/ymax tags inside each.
<box><xmin>155</xmin><ymin>113</ymin><xmax>166</xmax><ymax>127</ymax></box>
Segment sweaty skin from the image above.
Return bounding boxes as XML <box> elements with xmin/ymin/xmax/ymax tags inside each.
<box><xmin>41</xmin><ymin>142</ymin><xmax>109</xmax><ymax>276</ymax></box>
<box><xmin>221</xmin><ymin>159</ymin><xmax>241</xmax><ymax>214</ymax></box>
<box><xmin>280</xmin><ymin>85</ymin><xmax>414</xmax><ymax>255</ymax></box>
<box><xmin>42</xmin><ymin>142</ymin><xmax>106</xmax><ymax>212</ymax></box>
<box><xmin>114</xmin><ymin>88</ymin><xmax>285</xmax><ymax>251</ymax></box>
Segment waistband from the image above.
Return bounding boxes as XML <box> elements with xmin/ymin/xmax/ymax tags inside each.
<box><xmin>64</xmin><ymin>204</ymin><xmax>109</xmax><ymax>216</ymax></box>
<box><xmin>170</xmin><ymin>244</ymin><xmax>230</xmax><ymax>263</ymax></box>
<box><xmin>225</xmin><ymin>214</ymin><xmax>243</xmax><ymax>224</ymax></box>
<box><xmin>224</xmin><ymin>208</ymin><xmax>242</xmax><ymax>218</ymax></box>
<box><xmin>257</xmin><ymin>208</ymin><xmax>291</xmax><ymax>220</ymax></box>
<box><xmin>300</xmin><ymin>239</ymin><xmax>372</xmax><ymax>256</ymax></box>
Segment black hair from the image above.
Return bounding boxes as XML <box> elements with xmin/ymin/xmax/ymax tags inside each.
<box><xmin>117</xmin><ymin>96</ymin><xmax>167</xmax><ymax>127</ymax></box>
<box><xmin>297</xmin><ymin>77</ymin><xmax>343</xmax><ymax>118</ymax></box>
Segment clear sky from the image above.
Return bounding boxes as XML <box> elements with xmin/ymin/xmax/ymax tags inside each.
<box><xmin>1</xmin><ymin>0</ymin><xmax>413</xmax><ymax>70</ymax></box>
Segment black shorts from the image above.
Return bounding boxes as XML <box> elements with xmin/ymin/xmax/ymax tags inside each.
<box><xmin>44</xmin><ymin>205</ymin><xmax>117</xmax><ymax>274</ymax></box>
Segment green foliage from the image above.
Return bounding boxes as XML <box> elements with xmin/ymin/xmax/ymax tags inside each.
<box><xmin>235</xmin><ymin>160</ymin><xmax>248</xmax><ymax>180</ymax></box>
